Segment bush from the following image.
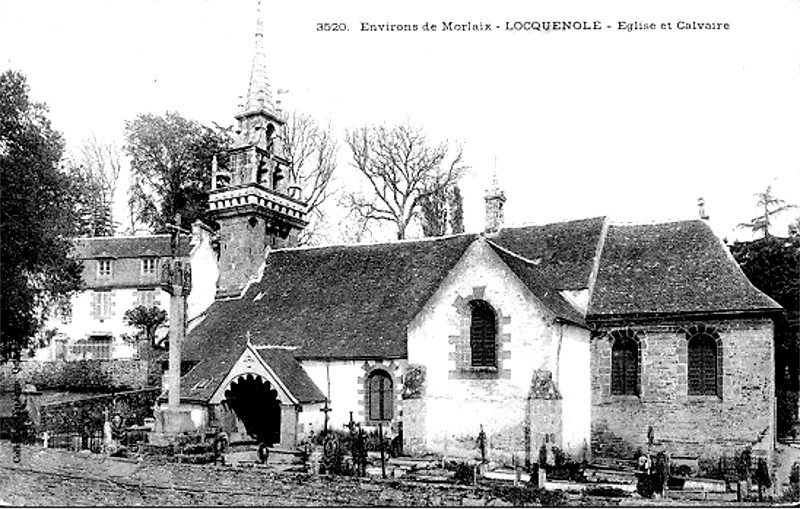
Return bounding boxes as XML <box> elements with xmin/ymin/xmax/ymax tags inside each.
<box><xmin>491</xmin><ymin>485</ymin><xmax>566</xmax><ymax>507</ymax></box>
<box><xmin>445</xmin><ymin>461</ymin><xmax>475</xmax><ymax>485</ymax></box>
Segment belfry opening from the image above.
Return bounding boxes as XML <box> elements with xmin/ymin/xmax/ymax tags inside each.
<box><xmin>223</xmin><ymin>374</ymin><xmax>281</xmax><ymax>446</ymax></box>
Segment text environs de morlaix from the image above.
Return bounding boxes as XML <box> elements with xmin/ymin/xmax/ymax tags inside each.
<box><xmin>359</xmin><ymin>21</ymin><xmax>731</xmax><ymax>32</ymax></box>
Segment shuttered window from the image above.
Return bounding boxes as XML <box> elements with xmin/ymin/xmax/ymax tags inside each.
<box><xmin>611</xmin><ymin>336</ymin><xmax>639</xmax><ymax>395</ymax></box>
<box><xmin>367</xmin><ymin>370</ymin><xmax>393</xmax><ymax>421</ymax></box>
<box><xmin>689</xmin><ymin>333</ymin><xmax>718</xmax><ymax>396</ymax></box>
<box><xmin>92</xmin><ymin>291</ymin><xmax>113</xmax><ymax>319</ymax></box>
<box><xmin>470</xmin><ymin>300</ymin><xmax>496</xmax><ymax>368</ymax></box>
<box><xmin>136</xmin><ymin>289</ymin><xmax>158</xmax><ymax>308</ymax></box>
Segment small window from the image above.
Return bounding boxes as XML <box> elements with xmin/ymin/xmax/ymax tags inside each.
<box><xmin>136</xmin><ymin>289</ymin><xmax>157</xmax><ymax>308</ymax></box>
<box><xmin>367</xmin><ymin>370</ymin><xmax>393</xmax><ymax>421</ymax></box>
<box><xmin>469</xmin><ymin>300</ymin><xmax>496</xmax><ymax>368</ymax></box>
<box><xmin>611</xmin><ymin>330</ymin><xmax>640</xmax><ymax>396</ymax></box>
<box><xmin>97</xmin><ymin>259</ymin><xmax>113</xmax><ymax>277</ymax></box>
<box><xmin>141</xmin><ymin>257</ymin><xmax>157</xmax><ymax>275</ymax></box>
<box><xmin>688</xmin><ymin>328</ymin><xmax>720</xmax><ymax>396</ymax></box>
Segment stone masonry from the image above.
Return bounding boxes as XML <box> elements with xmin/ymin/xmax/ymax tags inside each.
<box><xmin>591</xmin><ymin>317</ymin><xmax>775</xmax><ymax>461</ymax></box>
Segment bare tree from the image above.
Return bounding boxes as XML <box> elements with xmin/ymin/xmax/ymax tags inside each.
<box><xmin>738</xmin><ymin>184</ymin><xmax>797</xmax><ymax>239</ymax></box>
<box><xmin>68</xmin><ymin>135</ymin><xmax>123</xmax><ymax>236</ymax></box>
<box><xmin>281</xmin><ymin>111</ymin><xmax>338</xmax><ymax>246</ymax></box>
<box><xmin>344</xmin><ymin>123</ymin><xmax>467</xmax><ymax>240</ymax></box>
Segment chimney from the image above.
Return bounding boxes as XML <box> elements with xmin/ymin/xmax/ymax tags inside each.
<box><xmin>697</xmin><ymin>197</ymin><xmax>710</xmax><ymax>221</ymax></box>
<box><xmin>484</xmin><ymin>183</ymin><xmax>506</xmax><ymax>234</ymax></box>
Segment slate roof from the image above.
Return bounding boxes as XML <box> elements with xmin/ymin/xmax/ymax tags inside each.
<box><xmin>180</xmin><ymin>345</ymin><xmax>325</xmax><ymax>403</ymax></box>
<box><xmin>184</xmin><ymin>234</ymin><xmax>478</xmax><ymax>367</ymax></box>
<box><xmin>491</xmin><ymin>217</ymin><xmax>606</xmax><ymax>290</ymax></box>
<box><xmin>488</xmin><ymin>243</ymin><xmax>586</xmax><ymax>326</ymax></box>
<box><xmin>71</xmin><ymin>235</ymin><xmax>193</xmax><ymax>259</ymax></box>
<box><xmin>587</xmin><ymin>220</ymin><xmax>782</xmax><ymax>318</ymax></box>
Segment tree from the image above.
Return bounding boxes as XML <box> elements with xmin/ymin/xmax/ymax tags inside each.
<box><xmin>125</xmin><ymin>112</ymin><xmax>231</xmax><ymax>232</ymax></box>
<box><xmin>281</xmin><ymin>111</ymin><xmax>338</xmax><ymax>246</ymax></box>
<box><xmin>738</xmin><ymin>184</ymin><xmax>797</xmax><ymax>239</ymax></box>
<box><xmin>419</xmin><ymin>184</ymin><xmax>465</xmax><ymax>237</ymax></box>
<box><xmin>124</xmin><ymin>306</ymin><xmax>168</xmax><ymax>349</ymax></box>
<box><xmin>344</xmin><ymin>123</ymin><xmax>467</xmax><ymax>240</ymax></box>
<box><xmin>0</xmin><ymin>70</ymin><xmax>84</xmax><ymax>363</ymax></box>
<box><xmin>1</xmin><ymin>71</ymin><xmax>84</xmax><ymax>462</ymax></box>
<box><xmin>730</xmin><ymin>235</ymin><xmax>800</xmax><ymax>436</ymax></box>
<box><xmin>67</xmin><ymin>135</ymin><xmax>122</xmax><ymax>236</ymax></box>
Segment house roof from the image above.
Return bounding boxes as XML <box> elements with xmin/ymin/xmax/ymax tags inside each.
<box><xmin>587</xmin><ymin>220</ymin><xmax>782</xmax><ymax>318</ymax></box>
<box><xmin>184</xmin><ymin>234</ymin><xmax>478</xmax><ymax>364</ymax></box>
<box><xmin>488</xmin><ymin>243</ymin><xmax>587</xmax><ymax>326</ymax></box>
<box><xmin>71</xmin><ymin>235</ymin><xmax>193</xmax><ymax>259</ymax></box>
<box><xmin>180</xmin><ymin>345</ymin><xmax>326</xmax><ymax>403</ymax></box>
<box><xmin>490</xmin><ymin>217</ymin><xmax>607</xmax><ymax>291</ymax></box>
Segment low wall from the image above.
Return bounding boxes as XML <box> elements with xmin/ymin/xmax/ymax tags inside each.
<box><xmin>0</xmin><ymin>360</ymin><xmax>152</xmax><ymax>392</ymax></box>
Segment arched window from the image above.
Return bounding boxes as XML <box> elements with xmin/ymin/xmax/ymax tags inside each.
<box><xmin>367</xmin><ymin>370</ymin><xmax>393</xmax><ymax>421</ymax></box>
<box><xmin>688</xmin><ymin>330</ymin><xmax>719</xmax><ymax>396</ymax></box>
<box><xmin>470</xmin><ymin>300</ymin><xmax>497</xmax><ymax>368</ymax></box>
<box><xmin>611</xmin><ymin>331</ymin><xmax>639</xmax><ymax>395</ymax></box>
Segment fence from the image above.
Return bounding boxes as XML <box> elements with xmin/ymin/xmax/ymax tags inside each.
<box><xmin>43</xmin><ymin>426</ymin><xmax>149</xmax><ymax>453</ymax></box>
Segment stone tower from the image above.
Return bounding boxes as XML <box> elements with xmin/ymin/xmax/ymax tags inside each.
<box><xmin>484</xmin><ymin>171</ymin><xmax>506</xmax><ymax>234</ymax></box>
<box><xmin>209</xmin><ymin>0</ymin><xmax>308</xmax><ymax>299</ymax></box>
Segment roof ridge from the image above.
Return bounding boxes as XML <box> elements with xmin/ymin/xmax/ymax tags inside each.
<box><xmin>501</xmin><ymin>216</ymin><xmax>608</xmax><ymax>231</ymax></box>
<box><xmin>73</xmin><ymin>234</ymin><xmax>173</xmax><ymax>241</ymax></box>
<box><xmin>484</xmin><ymin>238</ymin><xmax>545</xmax><ymax>267</ymax></box>
<box><xmin>273</xmin><ymin>231</ymin><xmax>477</xmax><ymax>253</ymax></box>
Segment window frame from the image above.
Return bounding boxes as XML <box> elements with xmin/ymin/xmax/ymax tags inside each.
<box><xmin>610</xmin><ymin>329</ymin><xmax>641</xmax><ymax>397</ymax></box>
<box><xmin>366</xmin><ymin>369</ymin><xmax>394</xmax><ymax>422</ymax></box>
<box><xmin>141</xmin><ymin>257</ymin><xmax>158</xmax><ymax>276</ymax></box>
<box><xmin>687</xmin><ymin>327</ymin><xmax>722</xmax><ymax>397</ymax></box>
<box><xmin>97</xmin><ymin>258</ymin><xmax>113</xmax><ymax>277</ymax></box>
<box><xmin>469</xmin><ymin>299</ymin><xmax>497</xmax><ymax>369</ymax></box>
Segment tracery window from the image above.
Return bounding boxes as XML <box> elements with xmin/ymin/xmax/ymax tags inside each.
<box><xmin>470</xmin><ymin>300</ymin><xmax>497</xmax><ymax>368</ymax></box>
<box><xmin>611</xmin><ymin>330</ymin><xmax>640</xmax><ymax>396</ymax></box>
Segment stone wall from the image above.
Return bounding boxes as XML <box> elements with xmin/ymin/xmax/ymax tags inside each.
<box><xmin>406</xmin><ymin>239</ymin><xmax>592</xmax><ymax>464</ymax></box>
<box><xmin>40</xmin><ymin>388</ymin><xmax>161</xmax><ymax>434</ymax></box>
<box><xmin>0</xmin><ymin>359</ymin><xmax>152</xmax><ymax>392</ymax></box>
<box><xmin>591</xmin><ymin>317</ymin><xmax>775</xmax><ymax>461</ymax></box>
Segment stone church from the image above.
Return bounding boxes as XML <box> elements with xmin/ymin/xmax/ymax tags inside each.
<box><xmin>176</xmin><ymin>5</ymin><xmax>783</xmax><ymax>466</ymax></box>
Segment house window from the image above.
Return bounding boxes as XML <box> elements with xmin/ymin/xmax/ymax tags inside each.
<box><xmin>611</xmin><ymin>330</ymin><xmax>640</xmax><ymax>396</ymax></box>
<box><xmin>367</xmin><ymin>370</ymin><xmax>393</xmax><ymax>421</ymax></box>
<box><xmin>92</xmin><ymin>291</ymin><xmax>113</xmax><ymax>319</ymax></box>
<box><xmin>97</xmin><ymin>259</ymin><xmax>113</xmax><ymax>277</ymax></box>
<box><xmin>688</xmin><ymin>327</ymin><xmax>721</xmax><ymax>396</ymax></box>
<box><xmin>69</xmin><ymin>335</ymin><xmax>112</xmax><ymax>360</ymax></box>
<box><xmin>469</xmin><ymin>300</ymin><xmax>496</xmax><ymax>368</ymax></box>
<box><xmin>136</xmin><ymin>289</ymin><xmax>157</xmax><ymax>308</ymax></box>
<box><xmin>141</xmin><ymin>257</ymin><xmax>157</xmax><ymax>275</ymax></box>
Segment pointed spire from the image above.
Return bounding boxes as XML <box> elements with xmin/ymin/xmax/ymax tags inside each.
<box><xmin>244</xmin><ymin>0</ymin><xmax>274</xmax><ymax>113</ymax></box>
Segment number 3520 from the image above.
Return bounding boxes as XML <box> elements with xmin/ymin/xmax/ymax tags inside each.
<box><xmin>317</xmin><ymin>22</ymin><xmax>347</xmax><ymax>31</ymax></box>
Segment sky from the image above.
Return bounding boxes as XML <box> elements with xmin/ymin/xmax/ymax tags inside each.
<box><xmin>1</xmin><ymin>0</ymin><xmax>799</xmax><ymax>242</ymax></box>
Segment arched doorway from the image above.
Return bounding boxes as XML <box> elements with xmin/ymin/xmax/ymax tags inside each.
<box><xmin>223</xmin><ymin>374</ymin><xmax>282</xmax><ymax>446</ymax></box>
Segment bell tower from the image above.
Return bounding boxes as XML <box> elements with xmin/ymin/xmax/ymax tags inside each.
<box><xmin>210</xmin><ymin>0</ymin><xmax>308</xmax><ymax>299</ymax></box>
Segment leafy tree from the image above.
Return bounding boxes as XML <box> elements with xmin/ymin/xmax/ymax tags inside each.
<box><xmin>344</xmin><ymin>122</ymin><xmax>467</xmax><ymax>240</ymax></box>
<box><xmin>0</xmin><ymin>70</ymin><xmax>83</xmax><ymax>363</ymax></box>
<box><xmin>124</xmin><ymin>305</ymin><xmax>168</xmax><ymax>349</ymax></box>
<box><xmin>419</xmin><ymin>184</ymin><xmax>465</xmax><ymax>237</ymax></box>
<box><xmin>731</xmin><ymin>235</ymin><xmax>800</xmax><ymax>435</ymax></box>
<box><xmin>125</xmin><ymin>111</ymin><xmax>231</xmax><ymax>232</ymax></box>
<box><xmin>738</xmin><ymin>184</ymin><xmax>797</xmax><ymax>239</ymax></box>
